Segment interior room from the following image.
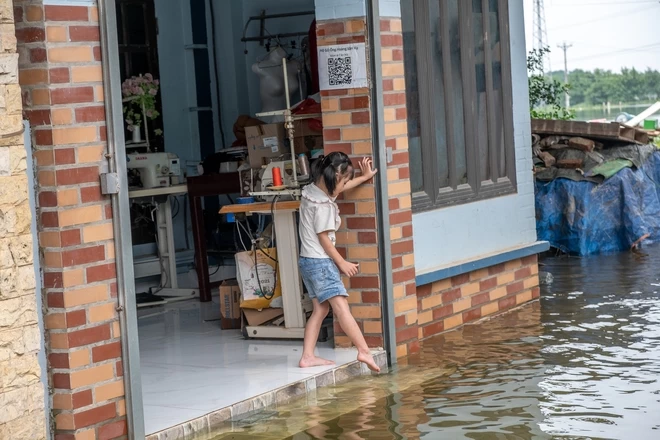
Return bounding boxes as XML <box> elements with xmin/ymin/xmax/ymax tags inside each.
<box><xmin>112</xmin><ymin>0</ymin><xmax>358</xmax><ymax>434</ymax></box>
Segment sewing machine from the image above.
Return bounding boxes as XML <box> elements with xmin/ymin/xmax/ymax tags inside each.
<box><xmin>250</xmin><ymin>160</ymin><xmax>304</xmax><ymax>201</ymax></box>
<box><xmin>126</xmin><ymin>152</ymin><xmax>181</xmax><ymax>189</ymax></box>
<box><xmin>261</xmin><ymin>160</ymin><xmax>295</xmax><ymax>190</ymax></box>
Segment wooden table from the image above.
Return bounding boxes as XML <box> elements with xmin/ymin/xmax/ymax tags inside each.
<box><xmin>219</xmin><ymin>200</ymin><xmax>306</xmax><ymax>339</ymax></box>
<box><xmin>186</xmin><ymin>173</ymin><xmax>241</xmax><ymax>302</ymax></box>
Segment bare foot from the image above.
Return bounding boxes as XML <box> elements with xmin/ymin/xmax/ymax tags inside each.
<box><xmin>299</xmin><ymin>356</ymin><xmax>335</xmax><ymax>368</ymax></box>
<box><xmin>357</xmin><ymin>352</ymin><xmax>381</xmax><ymax>373</ymax></box>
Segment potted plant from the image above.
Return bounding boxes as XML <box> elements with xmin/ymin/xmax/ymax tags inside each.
<box><xmin>122</xmin><ymin>74</ymin><xmax>163</xmax><ymax>144</ymax></box>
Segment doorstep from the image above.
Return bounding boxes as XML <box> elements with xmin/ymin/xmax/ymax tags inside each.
<box><xmin>145</xmin><ymin>350</ymin><xmax>387</xmax><ymax>440</ymax></box>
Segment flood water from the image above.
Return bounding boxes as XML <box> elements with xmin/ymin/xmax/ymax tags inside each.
<box><xmin>204</xmin><ymin>246</ymin><xmax>660</xmax><ymax>439</ymax></box>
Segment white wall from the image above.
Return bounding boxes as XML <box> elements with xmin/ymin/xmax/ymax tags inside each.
<box><xmin>412</xmin><ymin>0</ymin><xmax>538</xmax><ymax>274</ymax></box>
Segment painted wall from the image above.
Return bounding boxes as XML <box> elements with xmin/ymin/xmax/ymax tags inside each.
<box><xmin>312</xmin><ymin>0</ymin><xmax>400</xmax><ymax>20</ymax></box>
<box><xmin>212</xmin><ymin>0</ymin><xmax>315</xmax><ymax>140</ymax></box>
<box><xmin>412</xmin><ymin>0</ymin><xmax>538</xmax><ymax>275</ymax></box>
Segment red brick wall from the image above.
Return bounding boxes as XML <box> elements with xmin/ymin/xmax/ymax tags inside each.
<box><xmin>417</xmin><ymin>255</ymin><xmax>541</xmax><ymax>339</ymax></box>
<box><xmin>14</xmin><ymin>1</ymin><xmax>126</xmax><ymax>438</ymax></box>
<box><xmin>316</xmin><ymin>18</ymin><xmax>384</xmax><ymax>348</ymax></box>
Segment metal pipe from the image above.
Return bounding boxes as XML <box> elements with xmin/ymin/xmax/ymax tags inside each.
<box><xmin>366</xmin><ymin>0</ymin><xmax>397</xmax><ymax>367</ymax></box>
<box><xmin>282</xmin><ymin>58</ymin><xmax>299</xmax><ymax>187</ymax></box>
<box><xmin>241</xmin><ymin>31</ymin><xmax>310</xmax><ymax>43</ymax></box>
<box><xmin>98</xmin><ymin>0</ymin><xmax>145</xmax><ymax>438</ymax></box>
<box><xmin>247</xmin><ymin>10</ymin><xmax>315</xmax><ymax>21</ymax></box>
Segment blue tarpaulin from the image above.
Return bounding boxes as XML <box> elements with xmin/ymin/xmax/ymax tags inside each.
<box><xmin>535</xmin><ymin>150</ymin><xmax>660</xmax><ymax>255</ymax></box>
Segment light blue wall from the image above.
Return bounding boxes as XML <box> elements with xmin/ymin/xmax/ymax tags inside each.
<box><xmin>213</xmin><ymin>0</ymin><xmax>315</xmax><ymax>139</ymax></box>
<box><xmin>412</xmin><ymin>0</ymin><xmax>538</xmax><ymax>275</ymax></box>
<box><xmin>379</xmin><ymin>0</ymin><xmax>401</xmax><ymax>18</ymax></box>
<box><xmin>313</xmin><ymin>0</ymin><xmax>400</xmax><ymax>20</ymax></box>
<box><xmin>314</xmin><ymin>0</ymin><xmax>365</xmax><ymax>20</ymax></box>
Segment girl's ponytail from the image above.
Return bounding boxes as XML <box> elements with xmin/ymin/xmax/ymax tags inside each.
<box><xmin>309</xmin><ymin>152</ymin><xmax>354</xmax><ymax>196</ymax></box>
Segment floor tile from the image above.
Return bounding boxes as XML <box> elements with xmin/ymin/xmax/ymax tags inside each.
<box><xmin>138</xmin><ymin>299</ymin><xmax>358</xmax><ymax>435</ymax></box>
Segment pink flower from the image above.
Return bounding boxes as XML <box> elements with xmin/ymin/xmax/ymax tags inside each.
<box><xmin>145</xmin><ymin>73</ymin><xmax>153</xmax><ymax>81</ymax></box>
<box><xmin>149</xmin><ymin>89</ymin><xmax>157</xmax><ymax>96</ymax></box>
<box><xmin>154</xmin><ymin>80</ymin><xmax>159</xmax><ymax>86</ymax></box>
<box><xmin>146</xmin><ymin>110</ymin><xmax>153</xmax><ymax>118</ymax></box>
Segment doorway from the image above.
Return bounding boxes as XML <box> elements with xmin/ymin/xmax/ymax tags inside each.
<box><xmin>100</xmin><ymin>0</ymin><xmax>377</xmax><ymax>436</ymax></box>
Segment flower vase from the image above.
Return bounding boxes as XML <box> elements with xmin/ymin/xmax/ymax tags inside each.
<box><xmin>131</xmin><ymin>127</ymin><xmax>141</xmax><ymax>143</ymax></box>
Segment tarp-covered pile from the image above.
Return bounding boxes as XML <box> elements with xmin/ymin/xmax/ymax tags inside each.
<box><xmin>533</xmin><ymin>120</ymin><xmax>660</xmax><ymax>255</ymax></box>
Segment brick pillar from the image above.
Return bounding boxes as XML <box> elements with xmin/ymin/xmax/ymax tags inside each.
<box><xmin>0</xmin><ymin>1</ymin><xmax>47</xmax><ymax>438</ymax></box>
<box><xmin>15</xmin><ymin>1</ymin><xmax>127</xmax><ymax>438</ymax></box>
<box><xmin>379</xmin><ymin>18</ymin><xmax>418</xmax><ymax>358</ymax></box>
<box><xmin>316</xmin><ymin>16</ymin><xmax>418</xmax><ymax>355</ymax></box>
<box><xmin>316</xmin><ymin>19</ymin><xmax>385</xmax><ymax>348</ymax></box>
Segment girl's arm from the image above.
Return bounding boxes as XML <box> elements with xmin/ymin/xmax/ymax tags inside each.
<box><xmin>318</xmin><ymin>232</ymin><xmax>359</xmax><ymax>277</ymax></box>
<box><xmin>342</xmin><ymin>157</ymin><xmax>378</xmax><ymax>192</ymax></box>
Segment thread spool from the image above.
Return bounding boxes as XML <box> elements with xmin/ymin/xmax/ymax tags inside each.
<box><xmin>272</xmin><ymin>166</ymin><xmax>283</xmax><ymax>187</ymax></box>
<box><xmin>298</xmin><ymin>154</ymin><xmax>310</xmax><ymax>178</ymax></box>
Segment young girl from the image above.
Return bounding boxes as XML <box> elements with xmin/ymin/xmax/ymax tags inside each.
<box><xmin>298</xmin><ymin>152</ymin><xmax>380</xmax><ymax>372</ymax></box>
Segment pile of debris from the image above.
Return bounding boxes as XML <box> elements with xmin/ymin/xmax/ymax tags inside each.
<box><xmin>532</xmin><ymin>119</ymin><xmax>659</xmax><ymax>184</ymax></box>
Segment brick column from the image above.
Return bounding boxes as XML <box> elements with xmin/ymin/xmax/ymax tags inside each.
<box><xmin>379</xmin><ymin>18</ymin><xmax>418</xmax><ymax>358</ymax></box>
<box><xmin>316</xmin><ymin>16</ymin><xmax>418</xmax><ymax>356</ymax></box>
<box><xmin>15</xmin><ymin>1</ymin><xmax>127</xmax><ymax>438</ymax></box>
<box><xmin>0</xmin><ymin>0</ymin><xmax>47</xmax><ymax>438</ymax></box>
<box><xmin>317</xmin><ymin>18</ymin><xmax>385</xmax><ymax>348</ymax></box>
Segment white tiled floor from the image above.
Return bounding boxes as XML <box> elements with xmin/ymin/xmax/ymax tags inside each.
<box><xmin>137</xmin><ymin>299</ymin><xmax>357</xmax><ymax>435</ymax></box>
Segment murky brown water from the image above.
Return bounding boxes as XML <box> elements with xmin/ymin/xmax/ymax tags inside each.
<box><xmin>206</xmin><ymin>247</ymin><xmax>660</xmax><ymax>439</ymax></box>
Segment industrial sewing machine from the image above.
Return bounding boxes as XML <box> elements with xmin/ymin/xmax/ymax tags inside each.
<box><xmin>250</xmin><ymin>160</ymin><xmax>306</xmax><ymax>201</ymax></box>
<box><xmin>126</xmin><ymin>152</ymin><xmax>181</xmax><ymax>189</ymax></box>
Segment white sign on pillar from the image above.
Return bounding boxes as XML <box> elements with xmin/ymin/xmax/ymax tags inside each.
<box><xmin>318</xmin><ymin>43</ymin><xmax>368</xmax><ymax>91</ymax></box>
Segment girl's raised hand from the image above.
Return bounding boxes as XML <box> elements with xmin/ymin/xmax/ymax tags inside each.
<box><xmin>359</xmin><ymin>157</ymin><xmax>378</xmax><ymax>180</ymax></box>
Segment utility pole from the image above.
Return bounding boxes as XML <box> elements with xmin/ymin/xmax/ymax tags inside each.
<box><xmin>558</xmin><ymin>41</ymin><xmax>573</xmax><ymax>108</ymax></box>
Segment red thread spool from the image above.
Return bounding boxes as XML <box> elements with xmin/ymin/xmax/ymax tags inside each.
<box><xmin>272</xmin><ymin>166</ymin><xmax>283</xmax><ymax>187</ymax></box>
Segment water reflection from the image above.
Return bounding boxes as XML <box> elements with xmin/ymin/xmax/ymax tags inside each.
<box><xmin>205</xmin><ymin>246</ymin><xmax>660</xmax><ymax>440</ymax></box>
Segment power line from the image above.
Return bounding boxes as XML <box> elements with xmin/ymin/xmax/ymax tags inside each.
<box><xmin>549</xmin><ymin>4</ymin><xmax>659</xmax><ymax>31</ymax></box>
<box><xmin>569</xmin><ymin>42</ymin><xmax>660</xmax><ymax>63</ymax></box>
<box><xmin>553</xmin><ymin>1</ymin><xmax>659</xmax><ymax>5</ymax></box>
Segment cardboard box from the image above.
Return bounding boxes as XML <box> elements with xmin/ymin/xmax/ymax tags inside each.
<box><xmin>292</xmin><ymin>120</ymin><xmax>323</xmax><ymax>155</ymax></box>
<box><xmin>242</xmin><ymin>307</ymin><xmax>284</xmax><ymax>327</ymax></box>
<box><xmin>245</xmin><ymin>124</ymin><xmax>287</xmax><ymax>168</ymax></box>
<box><xmin>219</xmin><ymin>280</ymin><xmax>241</xmax><ymax>330</ymax></box>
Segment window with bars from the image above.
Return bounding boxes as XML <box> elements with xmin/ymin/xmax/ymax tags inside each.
<box><xmin>402</xmin><ymin>0</ymin><xmax>517</xmax><ymax>212</ymax></box>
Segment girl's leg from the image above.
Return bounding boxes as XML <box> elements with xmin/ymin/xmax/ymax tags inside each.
<box><xmin>328</xmin><ymin>296</ymin><xmax>381</xmax><ymax>372</ymax></box>
<box><xmin>299</xmin><ymin>299</ymin><xmax>334</xmax><ymax>368</ymax></box>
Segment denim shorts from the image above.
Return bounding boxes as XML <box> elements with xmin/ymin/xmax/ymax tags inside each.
<box><xmin>299</xmin><ymin>257</ymin><xmax>348</xmax><ymax>304</ymax></box>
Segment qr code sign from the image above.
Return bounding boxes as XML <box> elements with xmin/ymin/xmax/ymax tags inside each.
<box><xmin>327</xmin><ymin>56</ymin><xmax>353</xmax><ymax>86</ymax></box>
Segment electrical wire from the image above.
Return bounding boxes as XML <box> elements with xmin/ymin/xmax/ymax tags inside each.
<box><xmin>548</xmin><ymin>4</ymin><xmax>659</xmax><ymax>31</ymax></box>
<box><xmin>149</xmin><ymin>204</ymin><xmax>168</xmax><ymax>295</ymax></box>
<box><xmin>183</xmin><ymin>194</ymin><xmax>190</xmax><ymax>250</ymax></box>
<box><xmin>551</xmin><ymin>0</ymin><xmax>659</xmax><ymax>5</ymax></box>
<box><xmin>207</xmin><ymin>0</ymin><xmax>226</xmax><ymax>147</ymax></box>
<box><xmin>568</xmin><ymin>42</ymin><xmax>660</xmax><ymax>63</ymax></box>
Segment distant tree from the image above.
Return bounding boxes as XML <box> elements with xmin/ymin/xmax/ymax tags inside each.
<box><xmin>527</xmin><ymin>47</ymin><xmax>575</xmax><ymax>120</ymax></box>
<box><xmin>643</xmin><ymin>68</ymin><xmax>660</xmax><ymax>101</ymax></box>
<box><xmin>565</xmin><ymin>67</ymin><xmax>660</xmax><ymax>106</ymax></box>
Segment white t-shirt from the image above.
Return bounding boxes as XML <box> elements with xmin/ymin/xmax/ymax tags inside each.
<box><xmin>299</xmin><ymin>183</ymin><xmax>341</xmax><ymax>259</ymax></box>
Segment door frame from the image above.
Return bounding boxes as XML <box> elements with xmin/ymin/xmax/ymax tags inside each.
<box><xmin>98</xmin><ymin>0</ymin><xmax>145</xmax><ymax>438</ymax></box>
<box><xmin>97</xmin><ymin>0</ymin><xmax>399</xmax><ymax>437</ymax></box>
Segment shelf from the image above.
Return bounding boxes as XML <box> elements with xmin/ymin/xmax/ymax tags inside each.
<box><xmin>219</xmin><ymin>200</ymin><xmax>300</xmax><ymax>214</ymax></box>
